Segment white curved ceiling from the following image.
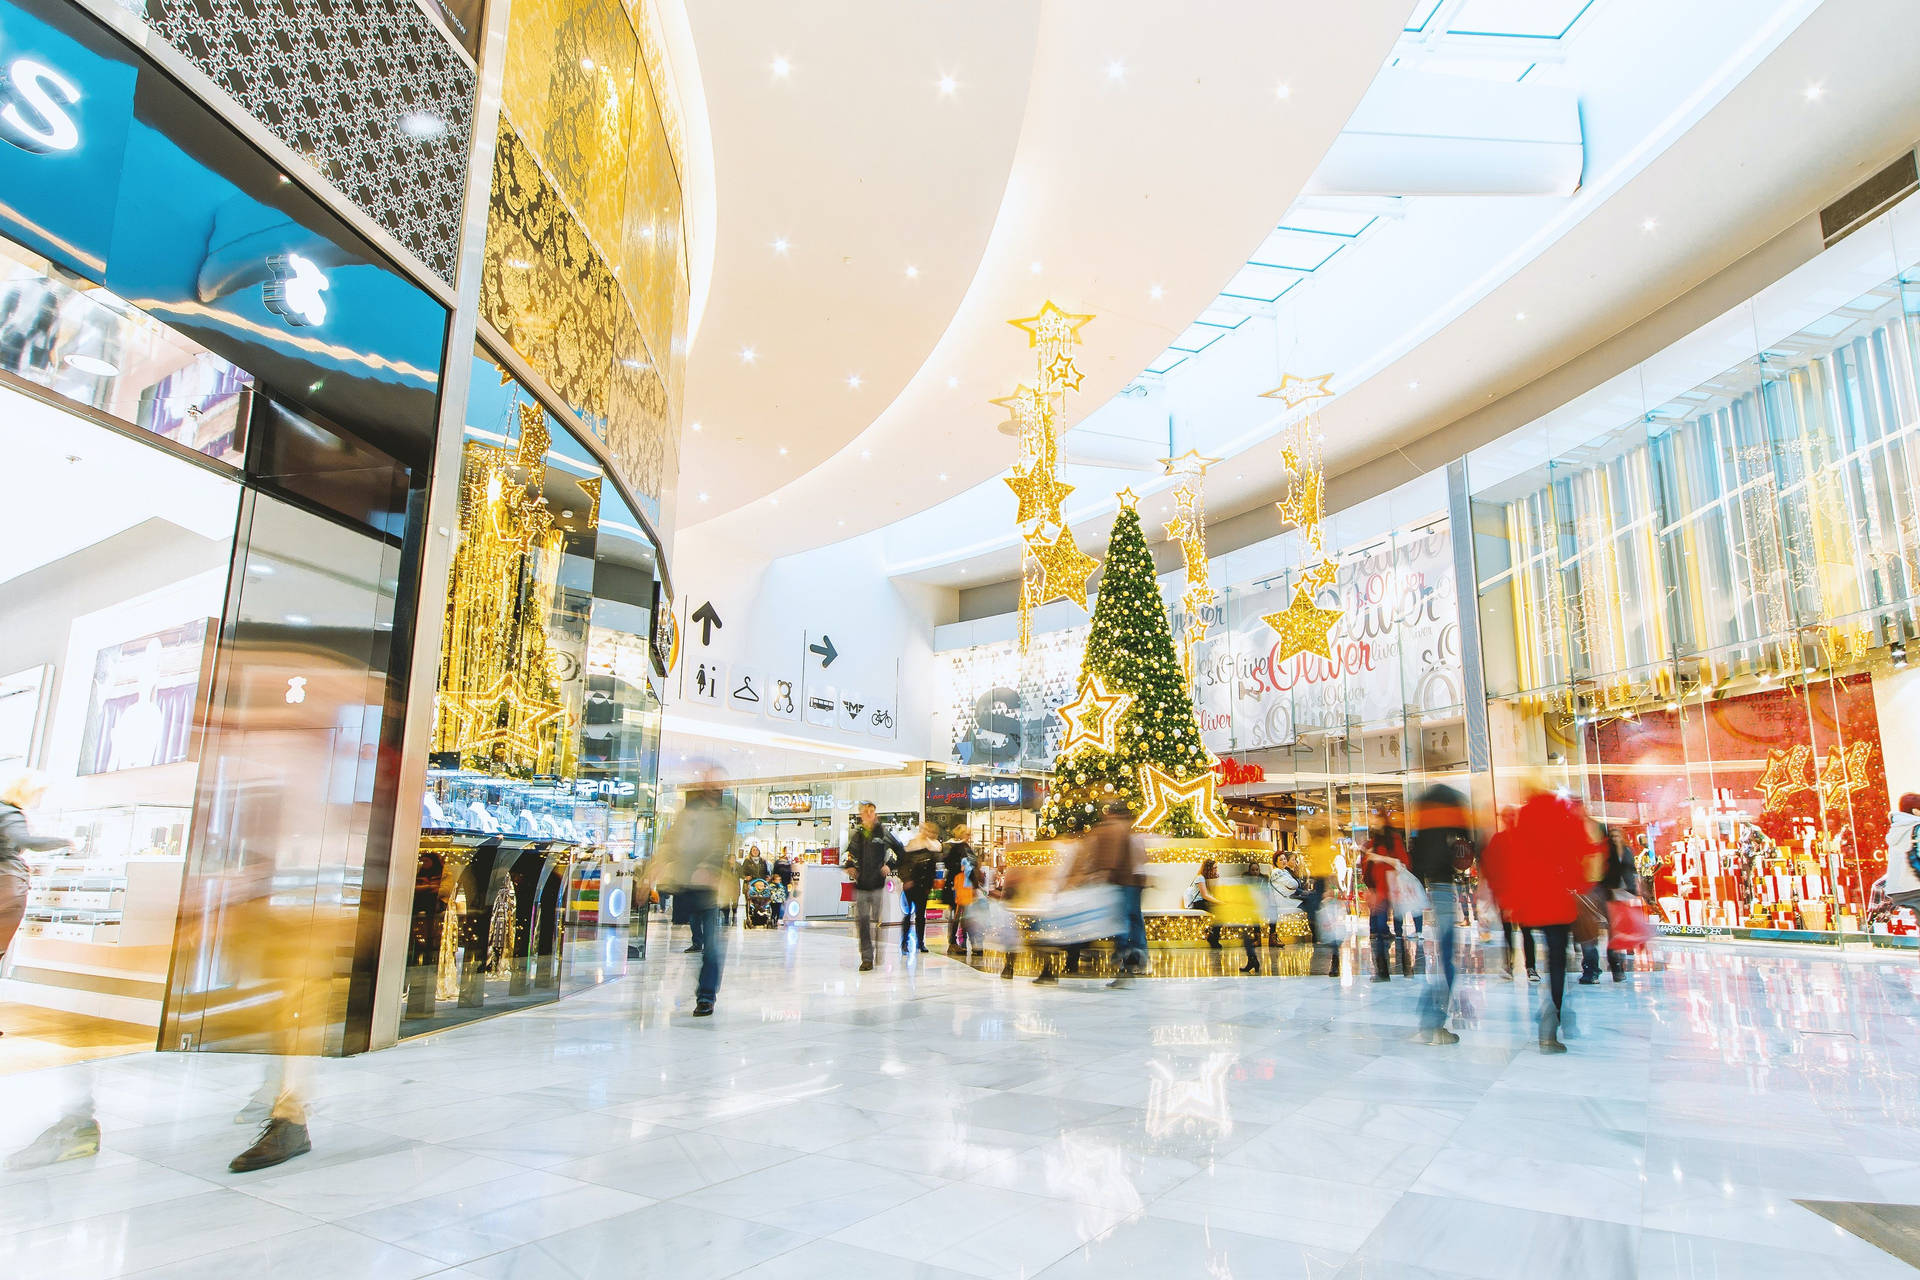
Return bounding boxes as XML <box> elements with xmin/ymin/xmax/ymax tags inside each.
<box><xmin>675</xmin><ymin>0</ymin><xmax>1412</xmax><ymax>548</ymax></box>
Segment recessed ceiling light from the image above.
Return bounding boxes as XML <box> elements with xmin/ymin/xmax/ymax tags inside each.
<box><xmin>769</xmin><ymin>496</ymin><xmax>780</xmax><ymax>506</ymax></box>
<box><xmin>1029</xmin><ymin>261</ymin><xmax>1042</xmax><ymax>274</ymax></box>
<box><xmin>1107</xmin><ymin>59</ymin><xmax>1126</xmax><ymax>81</ymax></box>
<box><xmin>946</xmin><ymin>375</ymin><xmax>959</xmax><ymax>389</ymax></box>
<box><xmin>1149</xmin><ymin>284</ymin><xmax>1163</xmax><ymax>300</ymax></box>
<box><xmin>1515</xmin><ymin>312</ymin><xmax>1527</xmax><ymax>322</ymax></box>
<box><xmin>860</xmin><ymin>449</ymin><xmax>871</xmax><ymax>460</ymax></box>
<box><xmin>837</xmin><ymin>519</ymin><xmax>846</xmax><ymax>527</ymax></box>
<box><xmin>847</xmin><ymin>373</ymin><xmax>863</xmax><ymax>388</ymax></box>
<box><xmin>1641</xmin><ymin>217</ymin><xmax>1658</xmax><ymax>232</ymax></box>
<box><xmin>1804</xmin><ymin>82</ymin><xmax>1824</xmax><ymax>102</ymax></box>
<box><xmin>1274</xmin><ymin>83</ymin><xmax>1291</xmax><ymax>100</ymax></box>
<box><xmin>741</xmin><ymin>346</ymin><xmax>758</xmax><ymax>363</ymax></box>
<box><xmin>1234</xmin><ymin>474</ymin><xmax>1244</xmax><ymax>481</ymax></box>
<box><xmin>771</xmin><ymin>55</ymin><xmax>791</xmax><ymax>78</ymax></box>
<box><xmin>938</xmin><ymin>473</ymin><xmax>948</xmax><ymax>481</ymax></box>
<box><xmin>778</xmin><ymin>445</ymin><xmax>788</xmax><ymax>456</ymax></box>
<box><xmin>65</xmin><ymin>353</ymin><xmax>119</xmax><ymax>377</ymax></box>
<box><xmin>1408</xmin><ymin>380</ymin><xmax>1419</xmax><ymax>390</ymax></box>
<box><xmin>772</xmin><ymin>237</ymin><xmax>790</xmax><ymax>254</ymax></box>
<box><xmin>691</xmin><ymin>421</ymin><xmax>703</xmax><ymax>432</ymax></box>
<box><xmin>938</xmin><ymin>73</ymin><xmax>957</xmax><ymax>96</ymax></box>
<box><xmin>698</xmin><ymin>492</ymin><xmax>709</xmax><ymax>502</ymax></box>
<box><xmin>905</xmin><ymin>265</ymin><xmax>919</xmax><ymax>279</ymax></box>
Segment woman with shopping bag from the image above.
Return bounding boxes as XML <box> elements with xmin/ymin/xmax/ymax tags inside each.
<box><xmin>1363</xmin><ymin>808</ymin><xmax>1418</xmax><ymax>982</ymax></box>
<box><xmin>1209</xmin><ymin>860</ymin><xmax>1276</xmax><ymax>974</ymax></box>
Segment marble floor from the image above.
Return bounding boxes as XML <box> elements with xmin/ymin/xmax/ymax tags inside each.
<box><xmin>4</xmin><ymin>924</ymin><xmax>1920</xmax><ymax>1279</ymax></box>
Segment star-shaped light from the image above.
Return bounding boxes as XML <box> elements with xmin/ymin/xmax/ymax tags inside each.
<box><xmin>1757</xmin><ymin>744</ymin><xmax>1814</xmax><ymax>814</ymax></box>
<box><xmin>1298</xmin><ymin>558</ymin><xmax>1338</xmax><ymax>592</ymax></box>
<box><xmin>1274</xmin><ymin>464</ymin><xmax>1324</xmax><ymax>535</ymax></box>
<box><xmin>1259</xmin><ymin>372</ymin><xmax>1335</xmax><ymax>410</ymax></box>
<box><xmin>1005</xmin><ymin>467</ymin><xmax>1075</xmax><ymax>524</ymax></box>
<box><xmin>1161</xmin><ymin>449</ymin><xmax>1219</xmax><ymax>478</ymax></box>
<box><xmin>990</xmin><ymin>384</ymin><xmax>1043</xmax><ymax>432</ymax></box>
<box><xmin>1045</xmin><ymin>351</ymin><xmax>1085</xmax><ymax>393</ymax></box>
<box><xmin>439</xmin><ymin>672</ymin><xmax>569</xmax><ymax>761</ymax></box>
<box><xmin>1262</xmin><ymin>584</ymin><xmax>1343</xmax><ymax>662</ymax></box>
<box><xmin>1817</xmin><ymin>741</ymin><xmax>1873</xmax><ymax>809</ymax></box>
<box><xmin>1008</xmin><ymin>300</ymin><xmax>1095</xmax><ymax>349</ymax></box>
<box><xmin>1057</xmin><ymin>671</ymin><xmax>1135</xmax><ymax>756</ymax></box>
<box><xmin>1183</xmin><ymin>615</ymin><xmax>1209</xmax><ymax>652</ymax></box>
<box><xmin>1135</xmin><ymin>763</ymin><xmax>1232</xmax><ymax>838</ymax></box>
<box><xmin>1114</xmin><ymin>486</ymin><xmax>1141</xmax><ymax>511</ymax></box>
<box><xmin>1026</xmin><ymin>523</ymin><xmax>1099</xmax><ymax>609</ymax></box>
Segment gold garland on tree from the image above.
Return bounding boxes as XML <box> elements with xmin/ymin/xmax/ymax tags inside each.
<box><xmin>1003</xmin><ymin>301</ymin><xmax>1096</xmax><ymax>648</ymax></box>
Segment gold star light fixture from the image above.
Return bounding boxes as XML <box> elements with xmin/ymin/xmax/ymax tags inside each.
<box><xmin>1263</xmin><ymin>413</ymin><xmax>1345</xmax><ymax>661</ymax></box>
<box><xmin>1161</xmin><ymin>449</ymin><xmax>1220</xmax><ymax>680</ymax></box>
<box><xmin>1135</xmin><ymin>762</ymin><xmax>1232</xmax><ymax>838</ymax></box>
<box><xmin>1259</xmin><ymin>371</ymin><xmax>1334</xmax><ymax>411</ymax></box>
<box><xmin>1262</xmin><ymin>589</ymin><xmax>1344</xmax><ymax>663</ymax></box>
<box><xmin>1002</xmin><ymin>299</ymin><xmax>1097</xmax><ymax>646</ymax></box>
<box><xmin>1056</xmin><ymin>671</ymin><xmax>1136</xmax><ymax>756</ymax></box>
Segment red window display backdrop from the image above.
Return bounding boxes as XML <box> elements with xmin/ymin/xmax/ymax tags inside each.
<box><xmin>1580</xmin><ymin>673</ymin><xmax>1890</xmax><ymax>933</ymax></box>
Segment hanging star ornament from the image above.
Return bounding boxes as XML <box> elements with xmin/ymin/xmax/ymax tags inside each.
<box><xmin>1134</xmin><ymin>763</ymin><xmax>1232</xmax><ymax>838</ymax></box>
<box><xmin>1005</xmin><ymin>467</ymin><xmax>1075</xmax><ymax>524</ymax></box>
<box><xmin>1114</xmin><ymin>486</ymin><xmax>1141</xmax><ymax>511</ymax></box>
<box><xmin>1757</xmin><ymin>744</ymin><xmax>1815</xmax><ymax>814</ymax></box>
<box><xmin>1262</xmin><ymin>585</ymin><xmax>1342</xmax><ymax>662</ymax></box>
<box><xmin>1045</xmin><ymin>351</ymin><xmax>1085</xmax><ymax>393</ymax></box>
<box><xmin>1259</xmin><ymin>372</ymin><xmax>1335</xmax><ymax>411</ymax></box>
<box><xmin>1298</xmin><ymin>558</ymin><xmax>1338</xmax><ymax>592</ymax></box>
<box><xmin>439</xmin><ymin>672</ymin><xmax>568</xmax><ymax>761</ymax></box>
<box><xmin>1161</xmin><ymin>449</ymin><xmax>1219</xmax><ymax>478</ymax></box>
<box><xmin>1026</xmin><ymin>524</ymin><xmax>1100</xmax><ymax>608</ymax></box>
<box><xmin>1008</xmin><ymin>300</ymin><xmax>1095</xmax><ymax>349</ymax></box>
<box><xmin>1056</xmin><ymin>671</ymin><xmax>1136</xmax><ymax>756</ymax></box>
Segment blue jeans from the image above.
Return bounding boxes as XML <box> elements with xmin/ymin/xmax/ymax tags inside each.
<box><xmin>1422</xmin><ymin>882</ymin><xmax>1457</xmax><ymax>1031</ymax></box>
<box><xmin>689</xmin><ymin>896</ymin><xmax>726</xmax><ymax>1003</ymax></box>
<box><xmin>1118</xmin><ymin>884</ymin><xmax>1147</xmax><ymax>971</ymax></box>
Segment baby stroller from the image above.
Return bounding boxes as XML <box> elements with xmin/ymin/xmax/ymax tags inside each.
<box><xmin>744</xmin><ymin>877</ymin><xmax>777</xmax><ymax>927</ymax></box>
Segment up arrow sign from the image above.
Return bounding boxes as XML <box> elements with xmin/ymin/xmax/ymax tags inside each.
<box><xmin>690</xmin><ymin>601</ymin><xmax>722</xmax><ymax>646</ymax></box>
<box><xmin>808</xmin><ymin>635</ymin><xmax>838</xmax><ymax>668</ymax></box>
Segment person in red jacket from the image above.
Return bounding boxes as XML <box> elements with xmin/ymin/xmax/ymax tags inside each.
<box><xmin>1481</xmin><ymin>781</ymin><xmax>1598</xmax><ymax>1053</ymax></box>
<box><xmin>1363</xmin><ymin>808</ymin><xmax>1416</xmax><ymax>982</ymax></box>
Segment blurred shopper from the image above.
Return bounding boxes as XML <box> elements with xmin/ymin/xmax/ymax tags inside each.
<box><xmin>1197</xmin><ymin>855</ymin><xmax>1222</xmax><ymax>950</ymax></box>
<box><xmin>942</xmin><ymin>824</ymin><xmax>975</xmax><ymax>950</ymax></box>
<box><xmin>1483</xmin><ymin>806</ymin><xmax>1536</xmax><ymax>981</ymax></box>
<box><xmin>0</xmin><ymin>773</ymin><xmax>71</xmax><ymax>1040</ymax></box>
<box><xmin>1080</xmin><ymin>803</ymin><xmax>1148</xmax><ymax>987</ymax></box>
<box><xmin>899</xmin><ymin>821</ymin><xmax>941</xmax><ymax>955</ymax></box>
<box><xmin>1409</xmin><ymin>781</ymin><xmax>1476</xmax><ymax>1046</ymax></box>
<box><xmin>648</xmin><ymin>766</ymin><xmax>738</xmax><ymax>1016</ymax></box>
<box><xmin>1364</xmin><ymin>808</ymin><xmax>1415</xmax><ymax>982</ymax></box>
<box><xmin>1300</xmin><ymin>817</ymin><xmax>1343</xmax><ymax>976</ymax></box>
<box><xmin>846</xmin><ymin>802</ymin><xmax>902</xmax><ymax>972</ymax></box>
<box><xmin>1598</xmin><ymin>826</ymin><xmax>1641</xmax><ymax>981</ymax></box>
<box><xmin>771</xmin><ymin>847</ymin><xmax>794</xmax><ymax>925</ymax></box>
<box><xmin>1483</xmin><ymin>782</ymin><xmax>1597</xmax><ymax>1053</ymax></box>
<box><xmin>1209</xmin><ymin>860</ymin><xmax>1269</xmax><ymax>975</ymax></box>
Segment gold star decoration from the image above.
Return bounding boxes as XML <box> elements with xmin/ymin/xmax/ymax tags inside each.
<box><xmin>1183</xmin><ymin>614</ymin><xmax>1209</xmax><ymax>653</ymax></box>
<box><xmin>1046</xmin><ymin>351</ymin><xmax>1085</xmax><ymax>393</ymax></box>
<box><xmin>439</xmin><ymin>672</ymin><xmax>569</xmax><ymax>761</ymax></box>
<box><xmin>1298</xmin><ymin>558</ymin><xmax>1338</xmax><ymax>592</ymax></box>
<box><xmin>1134</xmin><ymin>762</ymin><xmax>1232</xmax><ymax>838</ymax></box>
<box><xmin>1259</xmin><ymin>372</ymin><xmax>1335</xmax><ymax>411</ymax></box>
<box><xmin>1817</xmin><ymin>741</ymin><xmax>1874</xmax><ymax>810</ymax></box>
<box><xmin>1005</xmin><ymin>467</ymin><xmax>1075</xmax><ymax>524</ymax></box>
<box><xmin>1056</xmin><ymin>671</ymin><xmax>1136</xmax><ymax>756</ymax></box>
<box><xmin>991</xmin><ymin>385</ymin><xmax>1043</xmax><ymax>432</ymax></box>
<box><xmin>1757</xmin><ymin>744</ymin><xmax>1814</xmax><ymax>814</ymax></box>
<box><xmin>1008</xmin><ymin>300</ymin><xmax>1095</xmax><ymax>349</ymax></box>
<box><xmin>1114</xmin><ymin>486</ymin><xmax>1140</xmax><ymax>511</ymax></box>
<box><xmin>1161</xmin><ymin>449</ymin><xmax>1219</xmax><ymax>478</ymax></box>
<box><xmin>1026</xmin><ymin>523</ymin><xmax>1100</xmax><ymax>608</ymax></box>
<box><xmin>1262</xmin><ymin>585</ymin><xmax>1343</xmax><ymax>662</ymax></box>
<box><xmin>1274</xmin><ymin>464</ymin><xmax>1325</xmax><ymax>536</ymax></box>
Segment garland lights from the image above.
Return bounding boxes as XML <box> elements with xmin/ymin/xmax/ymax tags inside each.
<box><xmin>1259</xmin><ymin>377</ymin><xmax>1344</xmax><ymax>662</ymax></box>
<box><xmin>1003</xmin><ymin>301</ymin><xmax>1097</xmax><ymax>649</ymax></box>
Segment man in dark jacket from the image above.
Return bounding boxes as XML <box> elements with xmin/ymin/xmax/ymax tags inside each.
<box><xmin>941</xmin><ymin>827</ymin><xmax>973</xmax><ymax>950</ymax></box>
<box><xmin>1408</xmin><ymin>781</ymin><xmax>1474</xmax><ymax>1046</ymax></box>
<box><xmin>845</xmin><ymin>803</ymin><xmax>902</xmax><ymax>971</ymax></box>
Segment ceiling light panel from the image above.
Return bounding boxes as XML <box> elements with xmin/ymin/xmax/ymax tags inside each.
<box><xmin>1247</xmin><ymin>226</ymin><xmax>1348</xmax><ymax>272</ymax></box>
<box><xmin>1219</xmin><ymin>264</ymin><xmax>1304</xmax><ymax>305</ymax></box>
<box><xmin>1446</xmin><ymin>0</ymin><xmax>1597</xmax><ymax>40</ymax></box>
<box><xmin>1167</xmin><ymin>323</ymin><xmax>1231</xmax><ymax>355</ymax></box>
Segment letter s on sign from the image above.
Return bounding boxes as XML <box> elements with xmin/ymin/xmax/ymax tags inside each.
<box><xmin>1</xmin><ymin>57</ymin><xmax>81</xmax><ymax>155</ymax></box>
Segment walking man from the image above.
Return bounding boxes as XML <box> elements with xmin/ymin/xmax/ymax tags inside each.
<box><xmin>846</xmin><ymin>802</ymin><xmax>902</xmax><ymax>971</ymax></box>
<box><xmin>647</xmin><ymin>764</ymin><xmax>737</xmax><ymax>1016</ymax></box>
<box><xmin>1085</xmin><ymin>803</ymin><xmax>1149</xmax><ymax>986</ymax></box>
<box><xmin>1409</xmin><ymin>779</ymin><xmax>1475</xmax><ymax>1045</ymax></box>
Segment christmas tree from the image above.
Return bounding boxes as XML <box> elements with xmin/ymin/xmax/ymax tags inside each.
<box><xmin>1038</xmin><ymin>503</ymin><xmax>1229</xmax><ymax>837</ymax></box>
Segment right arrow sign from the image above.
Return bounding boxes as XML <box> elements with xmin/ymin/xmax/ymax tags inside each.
<box><xmin>808</xmin><ymin>635</ymin><xmax>838</xmax><ymax>668</ymax></box>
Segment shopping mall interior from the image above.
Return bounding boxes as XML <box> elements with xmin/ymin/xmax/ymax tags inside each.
<box><xmin>5</xmin><ymin>0</ymin><xmax>1920</xmax><ymax>1275</ymax></box>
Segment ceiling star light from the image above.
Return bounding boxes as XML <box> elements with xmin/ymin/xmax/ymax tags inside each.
<box><xmin>1259</xmin><ymin>371</ymin><xmax>1334</xmax><ymax>411</ymax></box>
<box><xmin>946</xmin><ymin>375</ymin><xmax>959</xmax><ymax>388</ymax></box>
<box><xmin>938</xmin><ymin>73</ymin><xmax>957</xmax><ymax>96</ymax></box>
<box><xmin>1804</xmin><ymin>82</ymin><xmax>1824</xmax><ymax>101</ymax></box>
<box><xmin>1005</xmin><ymin>466</ymin><xmax>1075</xmax><ymax>524</ymax></box>
<box><xmin>772</xmin><ymin>237</ymin><xmax>789</xmax><ymax>254</ymax></box>
<box><xmin>1641</xmin><ymin>217</ymin><xmax>1658</xmax><ymax>232</ymax></box>
<box><xmin>1107</xmin><ymin>59</ymin><xmax>1126</xmax><ymax>81</ymax></box>
<box><xmin>1149</xmin><ymin>284</ymin><xmax>1163</xmax><ymax>300</ymax></box>
<box><xmin>1275</xmin><ymin>82</ymin><xmax>1291</xmax><ymax>99</ymax></box>
<box><xmin>690</xmin><ymin>421</ymin><xmax>702</xmax><ymax>432</ymax></box>
<box><xmin>1026</xmin><ymin>523</ymin><xmax>1099</xmax><ymax>609</ymax></box>
<box><xmin>771</xmin><ymin>55</ymin><xmax>791</xmax><ymax>78</ymax></box>
<box><xmin>1262</xmin><ymin>587</ymin><xmax>1342</xmax><ymax>662</ymax></box>
<box><xmin>905</xmin><ymin>264</ymin><xmax>919</xmax><ymax>279</ymax></box>
<box><xmin>740</xmin><ymin>346</ymin><xmax>757</xmax><ymax>363</ymax></box>
<box><xmin>847</xmin><ymin>373</ymin><xmax>863</xmax><ymax>388</ymax></box>
<box><xmin>1057</xmin><ymin>671</ymin><xmax>1136</xmax><ymax>756</ymax></box>
<box><xmin>1135</xmin><ymin>763</ymin><xmax>1232</xmax><ymax>838</ymax></box>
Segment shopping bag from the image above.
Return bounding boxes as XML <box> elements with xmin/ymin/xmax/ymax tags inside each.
<box><xmin>1387</xmin><ymin>864</ymin><xmax>1429</xmax><ymax>918</ymax></box>
<box><xmin>1030</xmin><ymin>884</ymin><xmax>1124</xmax><ymax>946</ymax></box>
<box><xmin>1315</xmin><ymin>899</ymin><xmax>1350</xmax><ymax>942</ymax></box>
<box><xmin>1574</xmin><ymin>892</ymin><xmax>1605</xmax><ymax>945</ymax></box>
<box><xmin>1607</xmin><ymin>894</ymin><xmax>1653</xmax><ymax>950</ymax></box>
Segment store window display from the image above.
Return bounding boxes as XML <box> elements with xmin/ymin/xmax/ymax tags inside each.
<box><xmin>1468</xmin><ymin>207</ymin><xmax>1920</xmax><ymax>942</ymax></box>
<box><xmin>402</xmin><ymin>350</ymin><xmax>664</xmax><ymax>1036</ymax></box>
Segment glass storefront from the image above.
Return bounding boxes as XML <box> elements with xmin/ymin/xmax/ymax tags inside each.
<box><xmin>0</xmin><ymin>0</ymin><xmax>447</xmax><ymax>1066</ymax></box>
<box><xmin>1467</xmin><ymin>204</ymin><xmax>1920</xmax><ymax>943</ymax></box>
<box><xmin>399</xmin><ymin>350</ymin><xmax>665</xmax><ymax>1037</ymax></box>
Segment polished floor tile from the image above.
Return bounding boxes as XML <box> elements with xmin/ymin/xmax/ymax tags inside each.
<box><xmin>7</xmin><ymin>928</ymin><xmax>1920</xmax><ymax>1278</ymax></box>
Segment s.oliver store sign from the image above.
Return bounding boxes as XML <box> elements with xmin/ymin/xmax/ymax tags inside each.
<box><xmin>1192</xmin><ymin>522</ymin><xmax>1463</xmax><ymax>753</ymax></box>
